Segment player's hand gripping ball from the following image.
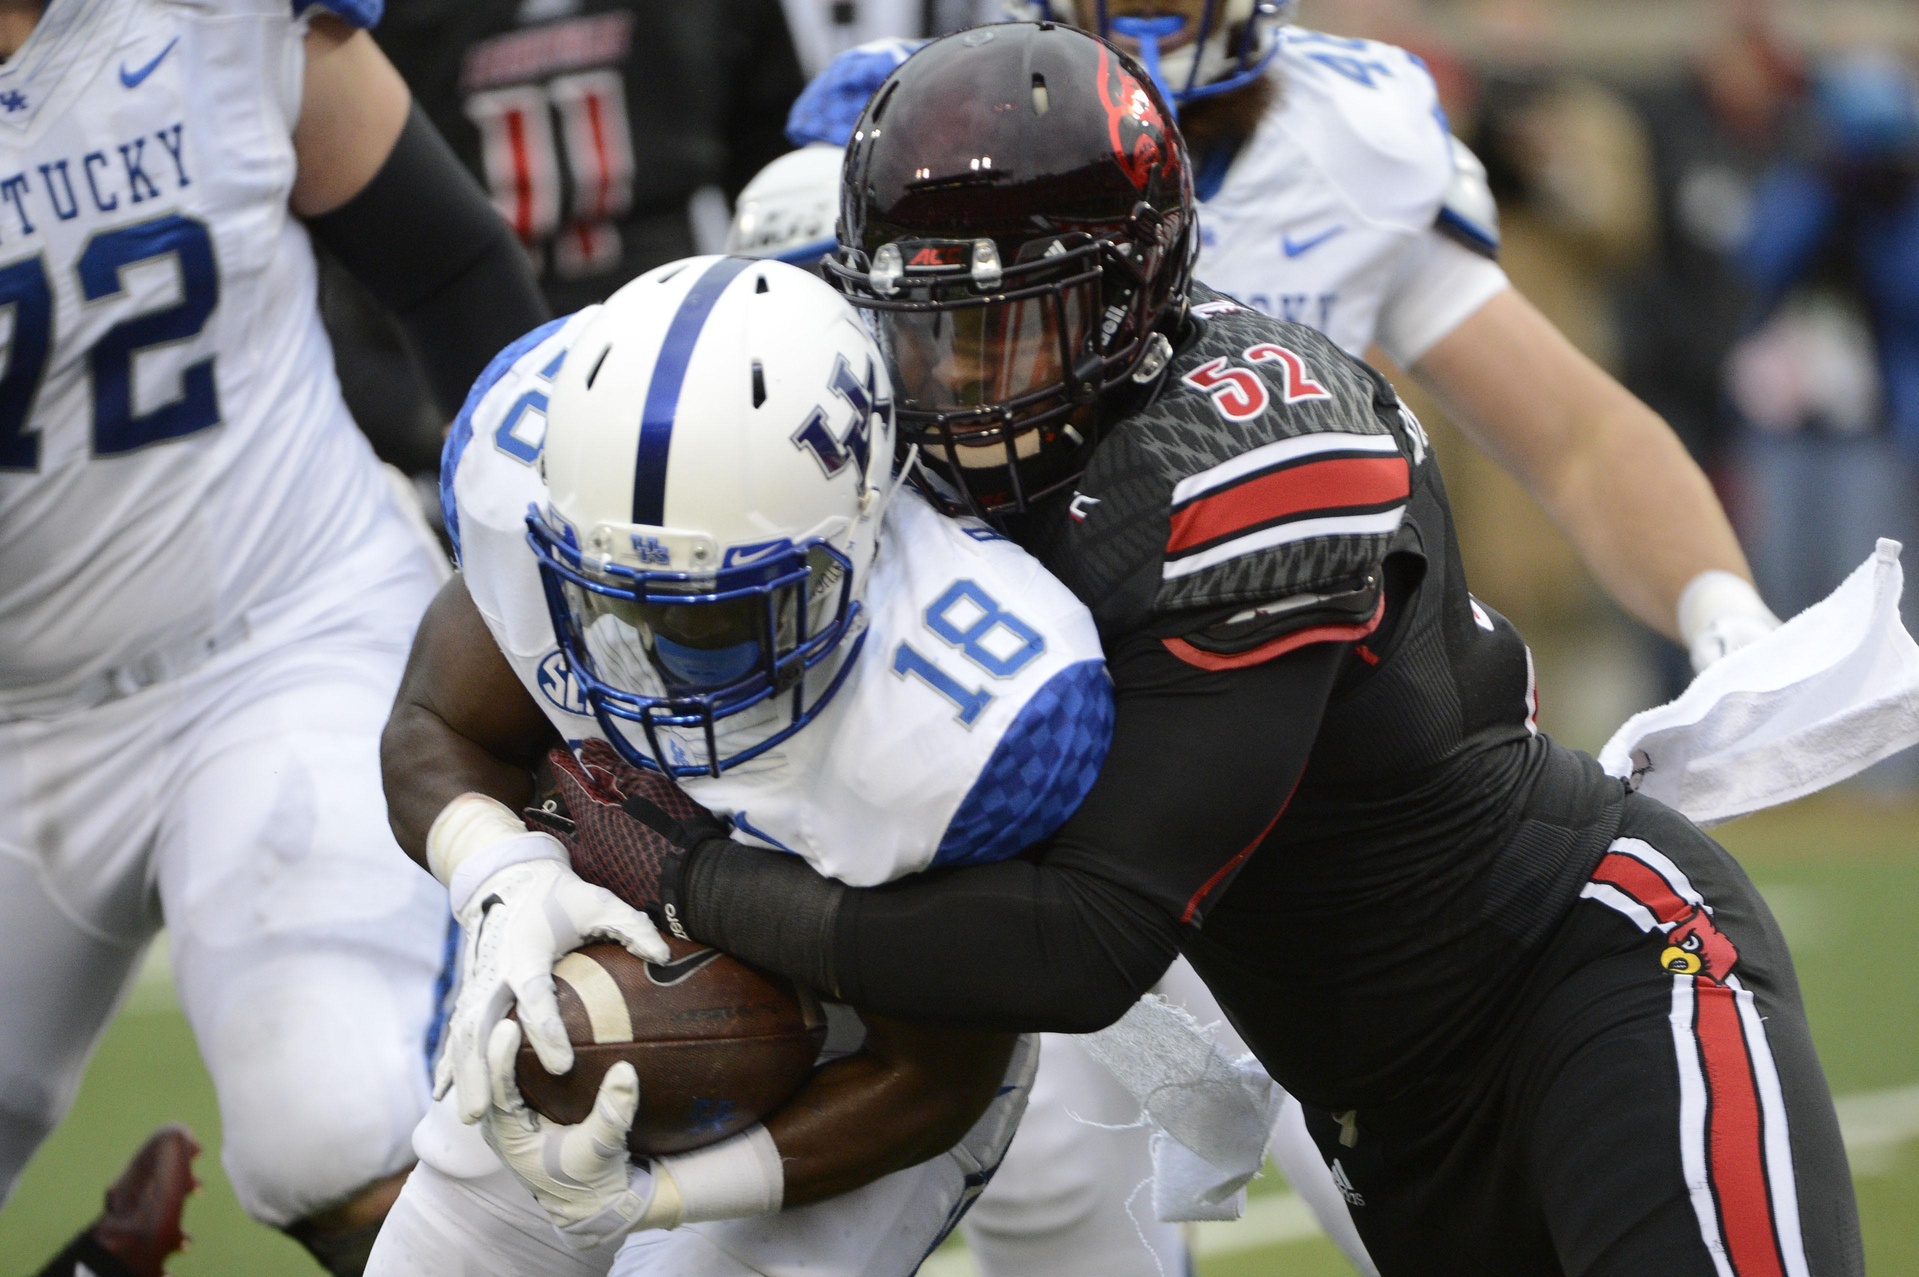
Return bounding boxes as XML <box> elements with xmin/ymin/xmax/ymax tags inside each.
<box><xmin>516</xmin><ymin>744</ymin><xmax>826</xmax><ymax>1155</ymax></box>
<box><xmin>512</xmin><ymin>938</ymin><xmax>826</xmax><ymax>1156</ymax></box>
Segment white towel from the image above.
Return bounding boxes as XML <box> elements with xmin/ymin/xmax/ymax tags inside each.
<box><xmin>1599</xmin><ymin>538</ymin><xmax>1919</xmax><ymax>825</ymax></box>
<box><xmin>1080</xmin><ymin>994</ymin><xmax>1280</xmax><ymax>1222</ymax></box>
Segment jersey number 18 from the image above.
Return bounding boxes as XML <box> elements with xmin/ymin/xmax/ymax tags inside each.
<box><xmin>893</xmin><ymin>580</ymin><xmax>1045</xmax><ymax>727</ymax></box>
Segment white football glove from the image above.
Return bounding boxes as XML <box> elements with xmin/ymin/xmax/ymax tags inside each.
<box><xmin>1678</xmin><ymin>570</ymin><xmax>1782</xmax><ymax>674</ymax></box>
<box><xmin>480</xmin><ymin>1019</ymin><xmax>683</xmax><ymax>1249</ymax></box>
<box><xmin>435</xmin><ymin>853</ymin><xmax>667</xmax><ymax>1124</ymax></box>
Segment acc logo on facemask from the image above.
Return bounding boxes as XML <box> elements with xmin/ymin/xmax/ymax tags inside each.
<box><xmin>536</xmin><ymin>650</ymin><xmax>591</xmax><ymax>716</ymax></box>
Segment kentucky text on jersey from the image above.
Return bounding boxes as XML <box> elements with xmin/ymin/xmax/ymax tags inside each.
<box><xmin>0</xmin><ymin>123</ymin><xmax>190</xmax><ymax>239</ymax></box>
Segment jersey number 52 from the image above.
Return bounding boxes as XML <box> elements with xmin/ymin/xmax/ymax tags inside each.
<box><xmin>893</xmin><ymin>580</ymin><xmax>1045</xmax><ymax>727</ymax></box>
<box><xmin>0</xmin><ymin>213</ymin><xmax>220</xmax><ymax>472</ymax></box>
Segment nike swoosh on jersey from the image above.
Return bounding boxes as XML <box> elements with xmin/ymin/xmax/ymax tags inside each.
<box><xmin>1282</xmin><ymin>225</ymin><xmax>1346</xmax><ymax>258</ymax></box>
<box><xmin>645</xmin><ymin>947</ymin><xmax>724</xmax><ymax>987</ymax></box>
<box><xmin>120</xmin><ymin>38</ymin><xmax>178</xmax><ymax>89</ymax></box>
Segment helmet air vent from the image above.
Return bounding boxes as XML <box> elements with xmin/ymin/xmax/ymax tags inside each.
<box><xmin>751</xmin><ymin>359</ymin><xmax>767</xmax><ymax>408</ymax></box>
<box><xmin>585</xmin><ymin>344</ymin><xmax>611</xmax><ymax>389</ymax></box>
<box><xmin>755</xmin><ymin>273</ymin><xmax>771</xmax><ymax>294</ymax></box>
<box><xmin>1031</xmin><ymin>74</ymin><xmax>1050</xmax><ymax>115</ymax></box>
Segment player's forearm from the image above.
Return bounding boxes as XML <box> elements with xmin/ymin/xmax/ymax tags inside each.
<box><xmin>382</xmin><ymin>578</ymin><xmax>559</xmax><ymax>867</ymax></box>
<box><xmin>1413</xmin><ymin>289</ymin><xmax>1753</xmax><ymax>640</ymax></box>
<box><xmin>682</xmin><ymin>842</ymin><xmax>1173</xmax><ymax>1032</ymax></box>
<box><xmin>767</xmin><ymin>1018</ymin><xmax>1017</xmax><ymax>1207</ymax></box>
<box><xmin>381</xmin><ymin>701</ymin><xmax>539</xmax><ymax>869</ymax></box>
<box><xmin>1534</xmin><ymin>390</ymin><xmax>1752</xmax><ymax>640</ymax></box>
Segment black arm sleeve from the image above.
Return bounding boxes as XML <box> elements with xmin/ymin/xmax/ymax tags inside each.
<box><xmin>306</xmin><ymin>104</ymin><xmax>549</xmax><ymax>418</ymax></box>
<box><xmin>684</xmin><ymin>631</ymin><xmax>1343</xmax><ymax>1031</ymax></box>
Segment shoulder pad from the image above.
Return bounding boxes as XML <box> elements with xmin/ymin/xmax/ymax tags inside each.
<box><xmin>441</xmin><ymin>314</ymin><xmax>580</xmax><ymax>562</ymax></box>
<box><xmin>1267</xmin><ymin>30</ymin><xmax>1453</xmax><ymax>235</ymax></box>
<box><xmin>786</xmin><ymin>38</ymin><xmax>925</xmax><ymax>148</ymax></box>
<box><xmin>1436</xmin><ymin>135</ymin><xmax>1500</xmax><ymax>258</ymax></box>
<box><xmin>294</xmin><ymin>0</ymin><xmax>379</xmax><ymax>28</ymax></box>
<box><xmin>1052</xmin><ymin>290</ymin><xmax>1415</xmax><ymax>634</ymax></box>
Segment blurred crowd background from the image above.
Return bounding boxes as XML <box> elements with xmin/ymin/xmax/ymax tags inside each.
<box><xmin>336</xmin><ymin>0</ymin><xmax>1919</xmax><ymax>768</ymax></box>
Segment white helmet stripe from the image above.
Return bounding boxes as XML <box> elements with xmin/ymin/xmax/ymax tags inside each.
<box><xmin>632</xmin><ymin>255</ymin><xmax>756</xmax><ymax>525</ymax></box>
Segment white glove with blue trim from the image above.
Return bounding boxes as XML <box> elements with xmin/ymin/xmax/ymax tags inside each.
<box><xmin>480</xmin><ymin>1019</ymin><xmax>680</xmax><ymax>1249</ymax></box>
<box><xmin>426</xmin><ymin>794</ymin><xmax>667</xmax><ymax>1124</ymax></box>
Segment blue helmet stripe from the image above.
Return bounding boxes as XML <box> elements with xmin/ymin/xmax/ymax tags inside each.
<box><xmin>633</xmin><ymin>256</ymin><xmax>755</xmax><ymax>526</ymax></box>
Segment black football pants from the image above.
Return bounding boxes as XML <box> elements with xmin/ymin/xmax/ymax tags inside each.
<box><xmin>1296</xmin><ymin>793</ymin><xmax>1862</xmax><ymax>1277</ymax></box>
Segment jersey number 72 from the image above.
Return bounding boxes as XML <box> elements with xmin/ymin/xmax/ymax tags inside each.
<box><xmin>0</xmin><ymin>213</ymin><xmax>221</xmax><ymax>472</ymax></box>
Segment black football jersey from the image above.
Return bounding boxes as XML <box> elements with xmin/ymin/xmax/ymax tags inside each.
<box><xmin>1013</xmin><ymin>285</ymin><xmax>1626</xmax><ymax>1108</ymax></box>
<box><xmin>375</xmin><ymin>0</ymin><xmax>802</xmax><ymax>313</ymax></box>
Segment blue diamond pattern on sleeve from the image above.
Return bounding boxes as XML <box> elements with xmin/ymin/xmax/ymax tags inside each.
<box><xmin>934</xmin><ymin>659</ymin><xmax>1115</xmax><ymax>869</ymax></box>
<box><xmin>440</xmin><ymin>316</ymin><xmax>568</xmax><ymax>565</ymax></box>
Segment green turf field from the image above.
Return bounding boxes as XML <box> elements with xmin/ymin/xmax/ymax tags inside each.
<box><xmin>2</xmin><ymin>794</ymin><xmax>1913</xmax><ymax>1275</ymax></box>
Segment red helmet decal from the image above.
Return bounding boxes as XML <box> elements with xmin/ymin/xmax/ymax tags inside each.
<box><xmin>1096</xmin><ymin>47</ymin><xmax>1170</xmax><ymax>190</ymax></box>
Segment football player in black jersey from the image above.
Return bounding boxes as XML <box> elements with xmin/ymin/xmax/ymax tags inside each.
<box><xmin>618</xmin><ymin>24</ymin><xmax>1863</xmax><ymax>1277</ymax></box>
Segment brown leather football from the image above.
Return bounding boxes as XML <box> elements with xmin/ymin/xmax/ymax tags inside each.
<box><xmin>514</xmin><ymin>937</ymin><xmax>827</xmax><ymax>1156</ymax></box>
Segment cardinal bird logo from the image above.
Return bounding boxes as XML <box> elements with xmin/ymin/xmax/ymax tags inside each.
<box><xmin>1096</xmin><ymin>48</ymin><xmax>1170</xmax><ymax>190</ymax></box>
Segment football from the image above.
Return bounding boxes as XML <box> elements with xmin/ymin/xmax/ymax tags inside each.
<box><xmin>513</xmin><ymin>937</ymin><xmax>827</xmax><ymax>1156</ymax></box>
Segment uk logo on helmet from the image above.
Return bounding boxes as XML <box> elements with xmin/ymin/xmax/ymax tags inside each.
<box><xmin>792</xmin><ymin>352</ymin><xmax>883</xmax><ymax>482</ymax></box>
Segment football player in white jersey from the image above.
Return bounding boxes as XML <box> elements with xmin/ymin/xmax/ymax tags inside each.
<box><xmin>0</xmin><ymin>2</ymin><xmax>550</xmax><ymax>1274</ymax></box>
<box><xmin>368</xmin><ymin>254</ymin><xmax>1115</xmax><ymax>1275</ymax></box>
<box><xmin>765</xmin><ymin>7</ymin><xmax>1788</xmax><ymax>1274</ymax></box>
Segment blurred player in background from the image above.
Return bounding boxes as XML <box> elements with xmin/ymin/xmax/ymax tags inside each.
<box><xmin>779</xmin><ymin>0</ymin><xmax>1001</xmax><ymax>75</ymax></box>
<box><xmin>714</xmin><ymin>16</ymin><xmax>1844</xmax><ymax>1277</ymax></box>
<box><xmin>370</xmin><ymin>257</ymin><xmax>1115</xmax><ymax>1273</ymax></box>
<box><xmin>319</xmin><ymin>0</ymin><xmax>808</xmax><ymax>486</ymax></box>
<box><xmin>0</xmin><ymin>2</ymin><xmax>547</xmax><ymax>1274</ymax></box>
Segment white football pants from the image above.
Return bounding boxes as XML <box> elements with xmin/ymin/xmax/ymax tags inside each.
<box><xmin>0</xmin><ymin>501</ymin><xmax>450</xmax><ymax>1228</ymax></box>
<box><xmin>961</xmin><ymin>958</ymin><xmax>1378</xmax><ymax>1276</ymax></box>
<box><xmin>367</xmin><ymin>1034</ymin><xmax>1038</xmax><ymax>1277</ymax></box>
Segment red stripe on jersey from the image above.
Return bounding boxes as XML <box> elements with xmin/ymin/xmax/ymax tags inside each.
<box><xmin>504</xmin><ymin>108</ymin><xmax>535</xmax><ymax>242</ymax></box>
<box><xmin>1694</xmin><ymin>981</ymin><xmax>1788</xmax><ymax>1277</ymax></box>
<box><xmin>1166</xmin><ymin>455</ymin><xmax>1410</xmax><ymax>554</ymax></box>
<box><xmin>1181</xmin><ymin>772</ymin><xmax>1304</xmax><ymax>925</ymax></box>
<box><xmin>1590</xmin><ymin>852</ymin><xmax>1695</xmax><ymax>928</ymax></box>
<box><xmin>1163</xmin><ymin>595</ymin><xmax>1386</xmax><ymax>671</ymax></box>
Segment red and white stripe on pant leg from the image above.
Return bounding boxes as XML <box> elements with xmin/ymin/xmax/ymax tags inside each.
<box><xmin>1579</xmin><ymin>837</ymin><xmax>1810</xmax><ymax>1277</ymax></box>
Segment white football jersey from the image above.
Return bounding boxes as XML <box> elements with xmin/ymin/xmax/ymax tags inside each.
<box><xmin>448</xmin><ymin>311</ymin><xmax>1114</xmax><ymax>888</ymax></box>
<box><xmin>0</xmin><ymin>0</ymin><xmax>397</xmax><ymax>713</ymax></box>
<box><xmin>1196</xmin><ymin>28</ymin><xmax>1506</xmax><ymax>363</ymax></box>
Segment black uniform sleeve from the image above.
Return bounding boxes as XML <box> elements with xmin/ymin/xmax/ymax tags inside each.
<box><xmin>684</xmin><ymin>631</ymin><xmax>1344</xmax><ymax>1031</ymax></box>
<box><xmin>305</xmin><ymin>104</ymin><xmax>549</xmax><ymax>418</ymax></box>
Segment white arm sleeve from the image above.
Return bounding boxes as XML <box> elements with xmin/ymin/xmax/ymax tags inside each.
<box><xmin>1374</xmin><ymin>229</ymin><xmax>1512</xmax><ymax>368</ymax></box>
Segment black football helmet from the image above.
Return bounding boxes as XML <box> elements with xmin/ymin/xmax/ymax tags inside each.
<box><xmin>827</xmin><ymin>22</ymin><xmax>1197</xmax><ymax>514</ymax></box>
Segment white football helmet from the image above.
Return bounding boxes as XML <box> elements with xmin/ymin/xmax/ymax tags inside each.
<box><xmin>725</xmin><ymin>143</ymin><xmax>845</xmax><ymax>270</ymax></box>
<box><xmin>1003</xmin><ymin>1</ymin><xmax>1292</xmax><ymax>112</ymax></box>
<box><xmin>528</xmin><ymin>256</ymin><xmax>898</xmax><ymax>777</ymax></box>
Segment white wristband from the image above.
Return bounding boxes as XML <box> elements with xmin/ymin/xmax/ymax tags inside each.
<box><xmin>652</xmin><ymin>1125</ymin><xmax>784</xmax><ymax>1225</ymax></box>
<box><xmin>1677</xmin><ymin>570</ymin><xmax>1774</xmax><ymax>647</ymax></box>
<box><xmin>426</xmin><ymin>793</ymin><xmax>567</xmax><ymax>911</ymax></box>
